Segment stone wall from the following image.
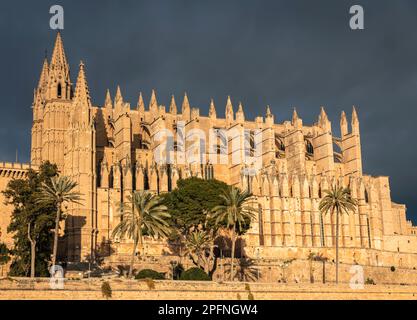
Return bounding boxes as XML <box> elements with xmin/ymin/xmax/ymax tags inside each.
<box><xmin>0</xmin><ymin>278</ymin><xmax>416</xmax><ymax>300</ymax></box>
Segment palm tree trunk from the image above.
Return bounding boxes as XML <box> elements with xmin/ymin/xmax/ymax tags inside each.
<box><xmin>52</xmin><ymin>206</ymin><xmax>62</xmax><ymax>267</ymax></box>
<box><xmin>27</xmin><ymin>223</ymin><xmax>36</xmax><ymax>278</ymax></box>
<box><xmin>129</xmin><ymin>239</ymin><xmax>138</xmax><ymax>278</ymax></box>
<box><xmin>322</xmin><ymin>261</ymin><xmax>326</xmax><ymax>284</ymax></box>
<box><xmin>335</xmin><ymin>209</ymin><xmax>340</xmax><ymax>285</ymax></box>
<box><xmin>230</xmin><ymin>228</ymin><xmax>236</xmax><ymax>281</ymax></box>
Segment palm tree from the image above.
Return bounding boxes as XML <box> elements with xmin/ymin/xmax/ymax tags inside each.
<box><xmin>184</xmin><ymin>229</ymin><xmax>212</xmax><ymax>271</ymax></box>
<box><xmin>37</xmin><ymin>176</ymin><xmax>82</xmax><ymax>267</ymax></box>
<box><xmin>319</xmin><ymin>185</ymin><xmax>357</xmax><ymax>284</ymax></box>
<box><xmin>112</xmin><ymin>191</ymin><xmax>171</xmax><ymax>278</ymax></box>
<box><xmin>211</xmin><ymin>186</ymin><xmax>256</xmax><ymax>281</ymax></box>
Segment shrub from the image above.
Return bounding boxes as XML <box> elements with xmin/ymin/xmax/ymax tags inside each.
<box><xmin>390</xmin><ymin>266</ymin><xmax>396</xmax><ymax>272</ymax></box>
<box><xmin>179</xmin><ymin>267</ymin><xmax>210</xmax><ymax>281</ymax></box>
<box><xmin>248</xmin><ymin>292</ymin><xmax>255</xmax><ymax>300</ymax></box>
<box><xmin>245</xmin><ymin>283</ymin><xmax>251</xmax><ymax>291</ymax></box>
<box><xmin>365</xmin><ymin>278</ymin><xmax>376</xmax><ymax>285</ymax></box>
<box><xmin>135</xmin><ymin>269</ymin><xmax>165</xmax><ymax>280</ymax></box>
<box><xmin>101</xmin><ymin>281</ymin><xmax>112</xmax><ymax>299</ymax></box>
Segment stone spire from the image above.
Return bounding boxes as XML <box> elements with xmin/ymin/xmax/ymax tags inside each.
<box><xmin>225</xmin><ymin>96</ymin><xmax>234</xmax><ymax>125</ymax></box>
<box><xmin>319</xmin><ymin>106</ymin><xmax>328</xmax><ymax>123</ymax></box>
<box><xmin>182</xmin><ymin>92</ymin><xmax>190</xmax><ymax>120</ymax></box>
<box><xmin>265</xmin><ymin>105</ymin><xmax>274</xmax><ymax>127</ymax></box>
<box><xmin>292</xmin><ymin>108</ymin><xmax>302</xmax><ymax>128</ymax></box>
<box><xmin>169</xmin><ymin>95</ymin><xmax>177</xmax><ymax>115</ymax></box>
<box><xmin>47</xmin><ymin>32</ymin><xmax>71</xmax><ymax>99</ymax></box>
<box><xmin>149</xmin><ymin>89</ymin><xmax>158</xmax><ymax>115</ymax></box>
<box><xmin>137</xmin><ymin>92</ymin><xmax>145</xmax><ymax>114</ymax></box>
<box><xmin>209</xmin><ymin>98</ymin><xmax>217</xmax><ymax>119</ymax></box>
<box><xmin>182</xmin><ymin>93</ymin><xmax>190</xmax><ymax>113</ymax></box>
<box><xmin>50</xmin><ymin>32</ymin><xmax>69</xmax><ymax>75</ymax></box>
<box><xmin>352</xmin><ymin>106</ymin><xmax>359</xmax><ymax>125</ymax></box>
<box><xmin>340</xmin><ymin>110</ymin><xmax>348</xmax><ymax>136</ymax></box>
<box><xmin>104</xmin><ymin>89</ymin><xmax>112</xmax><ymax>110</ymax></box>
<box><xmin>236</xmin><ymin>102</ymin><xmax>245</xmax><ymax>123</ymax></box>
<box><xmin>115</xmin><ymin>85</ymin><xmax>123</xmax><ymax>105</ymax></box>
<box><xmin>292</xmin><ymin>108</ymin><xmax>299</xmax><ymax>124</ymax></box>
<box><xmin>352</xmin><ymin>106</ymin><xmax>360</xmax><ymax>134</ymax></box>
<box><xmin>37</xmin><ymin>58</ymin><xmax>49</xmax><ymax>92</ymax></box>
<box><xmin>73</xmin><ymin>61</ymin><xmax>91</xmax><ymax>107</ymax></box>
<box><xmin>266</xmin><ymin>105</ymin><xmax>272</xmax><ymax>118</ymax></box>
<box><xmin>318</xmin><ymin>106</ymin><xmax>331</xmax><ymax>130</ymax></box>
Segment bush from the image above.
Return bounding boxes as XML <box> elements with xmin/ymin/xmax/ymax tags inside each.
<box><xmin>135</xmin><ymin>269</ymin><xmax>165</xmax><ymax>280</ymax></box>
<box><xmin>390</xmin><ymin>266</ymin><xmax>396</xmax><ymax>272</ymax></box>
<box><xmin>365</xmin><ymin>278</ymin><xmax>376</xmax><ymax>285</ymax></box>
<box><xmin>179</xmin><ymin>267</ymin><xmax>211</xmax><ymax>281</ymax></box>
<box><xmin>101</xmin><ymin>281</ymin><xmax>112</xmax><ymax>299</ymax></box>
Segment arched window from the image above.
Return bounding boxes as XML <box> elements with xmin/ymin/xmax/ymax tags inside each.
<box><xmin>364</xmin><ymin>189</ymin><xmax>369</xmax><ymax>203</ymax></box>
<box><xmin>144</xmin><ymin>169</ymin><xmax>150</xmax><ymax>190</ymax></box>
<box><xmin>57</xmin><ymin>83</ymin><xmax>62</xmax><ymax>98</ymax></box>
<box><xmin>275</xmin><ymin>135</ymin><xmax>285</xmax><ymax>158</ymax></box>
<box><xmin>305</xmin><ymin>139</ymin><xmax>314</xmax><ymax>155</ymax></box>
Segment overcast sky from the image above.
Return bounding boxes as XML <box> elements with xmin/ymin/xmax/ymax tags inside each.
<box><xmin>0</xmin><ymin>0</ymin><xmax>416</xmax><ymax>222</ymax></box>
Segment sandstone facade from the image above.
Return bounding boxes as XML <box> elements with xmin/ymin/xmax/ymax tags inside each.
<box><xmin>1</xmin><ymin>33</ymin><xmax>417</xmax><ymax>270</ymax></box>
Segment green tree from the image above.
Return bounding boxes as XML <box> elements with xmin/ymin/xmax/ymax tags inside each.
<box><xmin>0</xmin><ymin>242</ymin><xmax>10</xmax><ymax>277</ymax></box>
<box><xmin>163</xmin><ymin>178</ymin><xmax>251</xmax><ymax>274</ymax></box>
<box><xmin>3</xmin><ymin>162</ymin><xmax>58</xmax><ymax>277</ymax></box>
<box><xmin>319</xmin><ymin>185</ymin><xmax>357</xmax><ymax>284</ymax></box>
<box><xmin>112</xmin><ymin>191</ymin><xmax>171</xmax><ymax>278</ymax></box>
<box><xmin>37</xmin><ymin>176</ymin><xmax>82</xmax><ymax>267</ymax></box>
<box><xmin>211</xmin><ymin>186</ymin><xmax>257</xmax><ymax>281</ymax></box>
<box><xmin>163</xmin><ymin>178</ymin><xmax>229</xmax><ymax>232</ymax></box>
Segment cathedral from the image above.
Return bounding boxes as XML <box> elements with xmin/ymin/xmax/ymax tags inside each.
<box><xmin>1</xmin><ymin>32</ymin><xmax>417</xmax><ymax>270</ymax></box>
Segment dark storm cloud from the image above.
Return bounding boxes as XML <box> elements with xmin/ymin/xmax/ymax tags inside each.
<box><xmin>0</xmin><ymin>0</ymin><xmax>416</xmax><ymax>221</ymax></box>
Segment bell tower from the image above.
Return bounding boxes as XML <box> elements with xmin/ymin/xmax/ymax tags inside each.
<box><xmin>40</xmin><ymin>32</ymin><xmax>73</xmax><ymax>169</ymax></box>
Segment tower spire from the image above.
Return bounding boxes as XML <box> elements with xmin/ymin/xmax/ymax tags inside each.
<box><xmin>352</xmin><ymin>106</ymin><xmax>359</xmax><ymax>125</ymax></box>
<box><xmin>340</xmin><ymin>111</ymin><xmax>348</xmax><ymax>136</ymax></box>
<box><xmin>137</xmin><ymin>92</ymin><xmax>145</xmax><ymax>113</ymax></box>
<box><xmin>236</xmin><ymin>102</ymin><xmax>245</xmax><ymax>123</ymax></box>
<box><xmin>149</xmin><ymin>89</ymin><xmax>158</xmax><ymax>115</ymax></box>
<box><xmin>318</xmin><ymin>106</ymin><xmax>330</xmax><ymax>130</ymax></box>
<box><xmin>50</xmin><ymin>32</ymin><xmax>69</xmax><ymax>72</ymax></box>
<box><xmin>104</xmin><ymin>89</ymin><xmax>112</xmax><ymax>109</ymax></box>
<box><xmin>73</xmin><ymin>61</ymin><xmax>91</xmax><ymax>107</ymax></box>
<box><xmin>225</xmin><ymin>96</ymin><xmax>234</xmax><ymax>125</ymax></box>
<box><xmin>352</xmin><ymin>105</ymin><xmax>360</xmax><ymax>134</ymax></box>
<box><xmin>46</xmin><ymin>32</ymin><xmax>71</xmax><ymax>100</ymax></box>
<box><xmin>115</xmin><ymin>86</ymin><xmax>123</xmax><ymax>105</ymax></box>
<box><xmin>292</xmin><ymin>108</ymin><xmax>299</xmax><ymax>124</ymax></box>
<box><xmin>181</xmin><ymin>92</ymin><xmax>190</xmax><ymax>121</ymax></box>
<box><xmin>182</xmin><ymin>92</ymin><xmax>190</xmax><ymax>113</ymax></box>
<box><xmin>169</xmin><ymin>95</ymin><xmax>177</xmax><ymax>114</ymax></box>
<box><xmin>209</xmin><ymin>98</ymin><xmax>217</xmax><ymax>119</ymax></box>
<box><xmin>37</xmin><ymin>58</ymin><xmax>49</xmax><ymax>92</ymax></box>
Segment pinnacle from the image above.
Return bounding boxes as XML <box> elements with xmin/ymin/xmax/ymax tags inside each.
<box><xmin>105</xmin><ymin>89</ymin><xmax>112</xmax><ymax>109</ymax></box>
<box><xmin>115</xmin><ymin>86</ymin><xmax>123</xmax><ymax>104</ymax></box>
<box><xmin>51</xmin><ymin>31</ymin><xmax>68</xmax><ymax>69</ymax></box>
<box><xmin>73</xmin><ymin>61</ymin><xmax>91</xmax><ymax>107</ymax></box>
